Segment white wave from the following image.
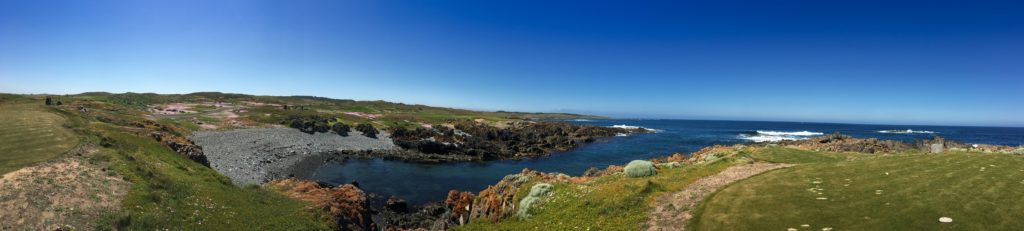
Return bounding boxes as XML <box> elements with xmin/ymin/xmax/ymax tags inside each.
<box><xmin>615</xmin><ymin>133</ymin><xmax>629</xmax><ymax>137</ymax></box>
<box><xmin>610</xmin><ymin>124</ymin><xmax>659</xmax><ymax>132</ymax></box>
<box><xmin>571</xmin><ymin>119</ymin><xmax>593</xmax><ymax>122</ymax></box>
<box><xmin>878</xmin><ymin>129</ymin><xmax>936</xmax><ymax>134</ymax></box>
<box><xmin>611</xmin><ymin>124</ymin><xmax>642</xmax><ymax>129</ymax></box>
<box><xmin>756</xmin><ymin>130</ymin><xmax>824</xmax><ymax>136</ymax></box>
<box><xmin>738</xmin><ymin>130</ymin><xmax>824</xmax><ymax>142</ymax></box>
<box><xmin>738</xmin><ymin>134</ymin><xmax>807</xmax><ymax>142</ymax></box>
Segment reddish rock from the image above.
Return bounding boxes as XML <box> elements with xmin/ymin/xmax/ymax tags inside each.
<box><xmin>445</xmin><ymin>190</ymin><xmax>475</xmax><ymax>225</ymax></box>
<box><xmin>268</xmin><ymin>179</ymin><xmax>372</xmax><ymax>230</ymax></box>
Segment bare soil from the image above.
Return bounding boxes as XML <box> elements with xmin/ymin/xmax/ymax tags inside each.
<box><xmin>0</xmin><ymin>147</ymin><xmax>130</xmax><ymax>230</ymax></box>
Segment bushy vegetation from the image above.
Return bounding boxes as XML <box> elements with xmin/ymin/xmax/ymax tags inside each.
<box><xmin>624</xmin><ymin>160</ymin><xmax>657</xmax><ymax>177</ymax></box>
<box><xmin>516</xmin><ymin>183</ymin><xmax>554</xmax><ymax>218</ymax></box>
<box><xmin>331</xmin><ymin>123</ymin><xmax>351</xmax><ymax>136</ymax></box>
<box><xmin>355</xmin><ymin>123</ymin><xmax>378</xmax><ymax>138</ymax></box>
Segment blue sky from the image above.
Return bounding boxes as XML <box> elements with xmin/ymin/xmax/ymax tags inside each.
<box><xmin>1</xmin><ymin>0</ymin><xmax>1021</xmax><ymax>126</ymax></box>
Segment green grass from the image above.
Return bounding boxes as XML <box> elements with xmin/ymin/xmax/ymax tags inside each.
<box><xmin>0</xmin><ymin>99</ymin><xmax>78</xmax><ymax>174</ymax></box>
<box><xmin>748</xmin><ymin>146</ymin><xmax>862</xmax><ymax>164</ymax></box>
<box><xmin>25</xmin><ymin>97</ymin><xmax>335</xmax><ymax>230</ymax></box>
<box><xmin>456</xmin><ymin>158</ymin><xmax>745</xmax><ymax>230</ymax></box>
<box><xmin>693</xmin><ymin>150</ymin><xmax>1024</xmax><ymax>230</ymax></box>
<box><xmin>86</xmin><ymin>122</ymin><xmax>331</xmax><ymax>230</ymax></box>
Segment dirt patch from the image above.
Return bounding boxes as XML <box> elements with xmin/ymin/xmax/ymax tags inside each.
<box><xmin>343</xmin><ymin>112</ymin><xmax>381</xmax><ymax>119</ymax></box>
<box><xmin>645</xmin><ymin>162</ymin><xmax>793</xmax><ymax>231</ymax></box>
<box><xmin>151</xmin><ymin>103</ymin><xmax>194</xmax><ymax>115</ymax></box>
<box><xmin>0</xmin><ymin>148</ymin><xmax>130</xmax><ymax>230</ymax></box>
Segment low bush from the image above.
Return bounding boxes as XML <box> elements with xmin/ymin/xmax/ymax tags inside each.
<box><xmin>624</xmin><ymin>160</ymin><xmax>656</xmax><ymax>177</ymax></box>
<box><xmin>355</xmin><ymin>123</ymin><xmax>378</xmax><ymax>138</ymax></box>
<box><xmin>517</xmin><ymin>183</ymin><xmax>554</xmax><ymax>218</ymax></box>
<box><xmin>331</xmin><ymin>123</ymin><xmax>350</xmax><ymax>136</ymax></box>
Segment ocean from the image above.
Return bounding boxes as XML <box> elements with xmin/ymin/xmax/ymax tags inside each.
<box><xmin>312</xmin><ymin>119</ymin><xmax>1024</xmax><ymax>205</ymax></box>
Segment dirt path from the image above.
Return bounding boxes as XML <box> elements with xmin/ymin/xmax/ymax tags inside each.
<box><xmin>645</xmin><ymin>162</ymin><xmax>793</xmax><ymax>231</ymax></box>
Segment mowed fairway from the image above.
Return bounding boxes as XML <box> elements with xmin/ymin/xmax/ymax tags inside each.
<box><xmin>693</xmin><ymin>152</ymin><xmax>1024</xmax><ymax>230</ymax></box>
<box><xmin>0</xmin><ymin>101</ymin><xmax>77</xmax><ymax>174</ymax></box>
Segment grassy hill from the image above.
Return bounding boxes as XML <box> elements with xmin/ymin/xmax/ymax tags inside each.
<box><xmin>74</xmin><ymin>92</ymin><xmax>602</xmax><ymax>130</ymax></box>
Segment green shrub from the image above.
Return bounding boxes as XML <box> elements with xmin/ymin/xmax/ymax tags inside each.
<box><xmin>528</xmin><ymin>183</ymin><xmax>553</xmax><ymax>197</ymax></box>
<box><xmin>657</xmin><ymin>161</ymin><xmax>682</xmax><ymax>169</ymax></box>
<box><xmin>1013</xmin><ymin>148</ymin><xmax>1024</xmax><ymax>155</ymax></box>
<box><xmin>517</xmin><ymin>183</ymin><xmax>554</xmax><ymax>218</ymax></box>
<box><xmin>331</xmin><ymin>123</ymin><xmax>351</xmax><ymax>136</ymax></box>
<box><xmin>703</xmin><ymin>153</ymin><xmax>722</xmax><ymax>162</ymax></box>
<box><xmin>355</xmin><ymin>123</ymin><xmax>378</xmax><ymax>138</ymax></box>
<box><xmin>624</xmin><ymin>160</ymin><xmax>656</xmax><ymax>177</ymax></box>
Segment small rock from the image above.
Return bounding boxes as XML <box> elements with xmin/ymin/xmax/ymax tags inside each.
<box><xmin>939</xmin><ymin>217</ymin><xmax>953</xmax><ymax>223</ymax></box>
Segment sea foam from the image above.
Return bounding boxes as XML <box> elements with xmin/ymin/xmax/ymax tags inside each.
<box><xmin>609</xmin><ymin>124</ymin><xmax>659</xmax><ymax>132</ymax></box>
<box><xmin>738</xmin><ymin>130</ymin><xmax>824</xmax><ymax>142</ymax></box>
<box><xmin>878</xmin><ymin>129</ymin><xmax>936</xmax><ymax>134</ymax></box>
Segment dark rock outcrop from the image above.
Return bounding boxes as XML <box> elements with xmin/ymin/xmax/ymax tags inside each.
<box><xmin>390</xmin><ymin>121</ymin><xmax>640</xmax><ymax>160</ymax></box>
<box><xmin>148</xmin><ymin>130</ymin><xmax>210</xmax><ymax>166</ymax></box>
<box><xmin>775</xmin><ymin>133</ymin><xmax>912</xmax><ymax>153</ymax></box>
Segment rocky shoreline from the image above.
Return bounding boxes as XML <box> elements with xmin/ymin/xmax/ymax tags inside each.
<box><xmin>205</xmin><ymin>130</ymin><xmax>1024</xmax><ymax>230</ymax></box>
<box><xmin>191</xmin><ymin>128</ymin><xmax>400</xmax><ymax>185</ymax></box>
<box><xmin>190</xmin><ymin>121</ymin><xmax>644</xmax><ymax>185</ymax></box>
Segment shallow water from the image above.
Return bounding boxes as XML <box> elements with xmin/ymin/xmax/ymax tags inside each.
<box><xmin>312</xmin><ymin>119</ymin><xmax>1024</xmax><ymax>205</ymax></box>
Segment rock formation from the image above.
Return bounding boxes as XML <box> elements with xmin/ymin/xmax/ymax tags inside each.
<box><xmin>390</xmin><ymin>121</ymin><xmax>642</xmax><ymax>160</ymax></box>
<box><xmin>267</xmin><ymin>179</ymin><xmax>373</xmax><ymax>231</ymax></box>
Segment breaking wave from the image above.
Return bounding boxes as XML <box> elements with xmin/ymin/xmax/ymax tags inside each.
<box><xmin>878</xmin><ymin>129</ymin><xmax>936</xmax><ymax>134</ymax></box>
<box><xmin>609</xmin><ymin>124</ymin><xmax>660</xmax><ymax>132</ymax></box>
<box><xmin>738</xmin><ymin>130</ymin><xmax>824</xmax><ymax>142</ymax></box>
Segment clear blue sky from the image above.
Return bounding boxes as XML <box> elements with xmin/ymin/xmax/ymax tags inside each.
<box><xmin>1</xmin><ymin>0</ymin><xmax>1021</xmax><ymax>126</ymax></box>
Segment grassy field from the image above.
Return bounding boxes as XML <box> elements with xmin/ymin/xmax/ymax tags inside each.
<box><xmin>456</xmin><ymin>157</ymin><xmax>748</xmax><ymax>230</ymax></box>
<box><xmin>0</xmin><ymin>99</ymin><xmax>78</xmax><ymax>174</ymax></box>
<box><xmin>693</xmin><ymin>150</ymin><xmax>1024</xmax><ymax>230</ymax></box>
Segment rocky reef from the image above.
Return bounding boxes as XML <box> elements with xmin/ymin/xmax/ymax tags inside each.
<box><xmin>773</xmin><ymin>132</ymin><xmax>913</xmax><ymax>153</ymax></box>
<box><xmin>390</xmin><ymin>121</ymin><xmax>644</xmax><ymax>160</ymax></box>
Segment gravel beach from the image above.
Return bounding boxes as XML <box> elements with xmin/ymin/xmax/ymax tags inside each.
<box><xmin>191</xmin><ymin>128</ymin><xmax>398</xmax><ymax>185</ymax></box>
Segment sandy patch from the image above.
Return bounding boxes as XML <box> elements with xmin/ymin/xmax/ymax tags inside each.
<box><xmin>152</xmin><ymin>103</ymin><xmax>194</xmax><ymax>115</ymax></box>
<box><xmin>0</xmin><ymin>149</ymin><xmax>130</xmax><ymax>230</ymax></box>
<box><xmin>343</xmin><ymin>112</ymin><xmax>381</xmax><ymax>119</ymax></box>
